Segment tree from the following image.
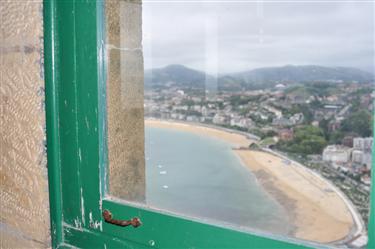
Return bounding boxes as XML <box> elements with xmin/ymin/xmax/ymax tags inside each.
<box><xmin>276</xmin><ymin>125</ymin><xmax>327</xmax><ymax>155</ymax></box>
<box><xmin>329</xmin><ymin>131</ymin><xmax>345</xmax><ymax>144</ymax></box>
<box><xmin>287</xmin><ymin>104</ymin><xmax>313</xmax><ymax>124</ymax></box>
<box><xmin>341</xmin><ymin>110</ymin><xmax>372</xmax><ymax>137</ymax></box>
<box><xmin>319</xmin><ymin>118</ymin><xmax>330</xmax><ymax>140</ymax></box>
<box><xmin>294</xmin><ymin>125</ymin><xmax>324</xmax><ymax>141</ymax></box>
<box><xmin>299</xmin><ymin>135</ymin><xmax>327</xmax><ymax>154</ymax></box>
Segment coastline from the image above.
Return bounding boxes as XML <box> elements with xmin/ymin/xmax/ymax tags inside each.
<box><xmin>145</xmin><ymin>119</ymin><xmax>356</xmax><ymax>244</ymax></box>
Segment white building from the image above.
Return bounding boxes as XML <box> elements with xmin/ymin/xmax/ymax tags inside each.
<box><xmin>192</xmin><ymin>105</ymin><xmax>202</xmax><ymax>112</ymax></box>
<box><xmin>352</xmin><ymin>150</ymin><xmax>364</xmax><ymax>164</ymax></box>
<box><xmin>176</xmin><ymin>90</ymin><xmax>185</xmax><ymax>96</ymax></box>
<box><xmin>186</xmin><ymin>116</ymin><xmax>199</xmax><ymax>122</ymax></box>
<box><xmin>353</xmin><ymin>137</ymin><xmax>373</xmax><ymax>152</ymax></box>
<box><xmin>322</xmin><ymin>145</ymin><xmax>352</xmax><ymax>164</ymax></box>
<box><xmin>213</xmin><ymin>113</ymin><xmax>228</xmax><ymax>125</ymax></box>
<box><xmin>201</xmin><ymin>106</ymin><xmax>208</xmax><ymax>116</ymax></box>
<box><xmin>275</xmin><ymin>83</ymin><xmax>286</xmax><ymax>89</ymax></box>
<box><xmin>172</xmin><ymin>105</ymin><xmax>189</xmax><ymax>111</ymax></box>
<box><xmin>363</xmin><ymin>153</ymin><xmax>372</xmax><ymax>169</ymax></box>
<box><xmin>289</xmin><ymin>113</ymin><xmax>304</xmax><ymax>125</ymax></box>
<box><xmin>352</xmin><ymin>137</ymin><xmax>373</xmax><ymax>169</ymax></box>
<box><xmin>230</xmin><ymin>117</ymin><xmax>253</xmax><ymax>129</ymax></box>
<box><xmin>364</xmin><ymin>137</ymin><xmax>373</xmax><ymax>152</ymax></box>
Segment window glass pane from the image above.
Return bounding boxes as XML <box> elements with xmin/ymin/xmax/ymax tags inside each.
<box><xmin>106</xmin><ymin>0</ymin><xmax>374</xmax><ymax>247</ymax></box>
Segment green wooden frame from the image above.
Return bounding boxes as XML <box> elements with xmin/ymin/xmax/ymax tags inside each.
<box><xmin>44</xmin><ymin>0</ymin><xmax>375</xmax><ymax>248</ymax></box>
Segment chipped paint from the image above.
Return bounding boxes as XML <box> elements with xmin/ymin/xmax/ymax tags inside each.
<box><xmin>80</xmin><ymin>188</ymin><xmax>85</xmax><ymax>226</ymax></box>
<box><xmin>78</xmin><ymin>148</ymin><xmax>82</xmax><ymax>163</ymax></box>
<box><xmin>89</xmin><ymin>211</ymin><xmax>102</xmax><ymax>230</ymax></box>
<box><xmin>85</xmin><ymin>116</ymin><xmax>90</xmax><ymax>130</ymax></box>
<box><xmin>73</xmin><ymin>218</ymin><xmax>82</xmax><ymax>230</ymax></box>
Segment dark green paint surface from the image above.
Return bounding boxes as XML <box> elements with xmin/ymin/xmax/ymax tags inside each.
<box><xmin>44</xmin><ymin>0</ymin><xmax>375</xmax><ymax>248</ymax></box>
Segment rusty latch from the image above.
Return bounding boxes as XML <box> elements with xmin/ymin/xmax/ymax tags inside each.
<box><xmin>102</xmin><ymin>210</ymin><xmax>142</xmax><ymax>228</ymax></box>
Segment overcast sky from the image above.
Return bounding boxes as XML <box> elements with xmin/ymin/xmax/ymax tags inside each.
<box><xmin>142</xmin><ymin>1</ymin><xmax>375</xmax><ymax>74</ymax></box>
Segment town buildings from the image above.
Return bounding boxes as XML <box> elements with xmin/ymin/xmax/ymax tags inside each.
<box><xmin>322</xmin><ymin>145</ymin><xmax>352</xmax><ymax>163</ymax></box>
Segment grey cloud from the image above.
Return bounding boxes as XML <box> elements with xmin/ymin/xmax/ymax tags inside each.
<box><xmin>142</xmin><ymin>1</ymin><xmax>374</xmax><ymax>74</ymax></box>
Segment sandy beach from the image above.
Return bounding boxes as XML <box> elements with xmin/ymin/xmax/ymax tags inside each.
<box><xmin>145</xmin><ymin>119</ymin><xmax>355</xmax><ymax>244</ymax></box>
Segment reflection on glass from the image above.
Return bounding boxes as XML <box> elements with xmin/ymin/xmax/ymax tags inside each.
<box><xmin>107</xmin><ymin>1</ymin><xmax>374</xmax><ymax>247</ymax></box>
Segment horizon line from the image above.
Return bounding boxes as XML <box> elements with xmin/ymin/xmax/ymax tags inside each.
<box><xmin>144</xmin><ymin>63</ymin><xmax>375</xmax><ymax>75</ymax></box>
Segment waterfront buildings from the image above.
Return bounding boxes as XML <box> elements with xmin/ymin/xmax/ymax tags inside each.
<box><xmin>322</xmin><ymin>145</ymin><xmax>352</xmax><ymax>163</ymax></box>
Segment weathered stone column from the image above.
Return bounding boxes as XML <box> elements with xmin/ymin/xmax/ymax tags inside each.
<box><xmin>0</xmin><ymin>1</ymin><xmax>50</xmax><ymax>247</ymax></box>
<box><xmin>106</xmin><ymin>0</ymin><xmax>145</xmax><ymax>202</ymax></box>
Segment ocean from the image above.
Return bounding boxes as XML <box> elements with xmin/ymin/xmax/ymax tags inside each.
<box><xmin>145</xmin><ymin>126</ymin><xmax>292</xmax><ymax>236</ymax></box>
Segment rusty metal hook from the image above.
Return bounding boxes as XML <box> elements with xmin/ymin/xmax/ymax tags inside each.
<box><xmin>102</xmin><ymin>210</ymin><xmax>142</xmax><ymax>228</ymax></box>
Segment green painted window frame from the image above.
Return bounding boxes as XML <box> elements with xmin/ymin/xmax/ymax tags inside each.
<box><xmin>43</xmin><ymin>0</ymin><xmax>375</xmax><ymax>248</ymax></box>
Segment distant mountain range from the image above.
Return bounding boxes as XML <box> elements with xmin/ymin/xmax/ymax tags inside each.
<box><xmin>145</xmin><ymin>64</ymin><xmax>374</xmax><ymax>90</ymax></box>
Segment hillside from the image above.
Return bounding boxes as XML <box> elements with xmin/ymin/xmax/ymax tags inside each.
<box><xmin>220</xmin><ymin>65</ymin><xmax>374</xmax><ymax>90</ymax></box>
<box><xmin>145</xmin><ymin>64</ymin><xmax>374</xmax><ymax>90</ymax></box>
<box><xmin>144</xmin><ymin>64</ymin><xmax>209</xmax><ymax>89</ymax></box>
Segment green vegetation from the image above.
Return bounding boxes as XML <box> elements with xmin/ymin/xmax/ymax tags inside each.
<box><xmin>248</xmin><ymin>128</ymin><xmax>266</xmax><ymax>139</ymax></box>
<box><xmin>349</xmin><ymin>86</ymin><xmax>373</xmax><ymax>97</ymax></box>
<box><xmin>341</xmin><ymin>110</ymin><xmax>373</xmax><ymax>137</ymax></box>
<box><xmin>176</xmin><ymin>109</ymin><xmax>202</xmax><ymax>117</ymax></box>
<box><xmin>328</xmin><ymin>131</ymin><xmax>345</xmax><ymax>144</ymax></box>
<box><xmin>276</xmin><ymin>125</ymin><xmax>327</xmax><ymax>155</ymax></box>
<box><xmin>260</xmin><ymin>137</ymin><xmax>276</xmax><ymax>147</ymax></box>
<box><xmin>219</xmin><ymin>124</ymin><xmax>248</xmax><ymax>132</ymax></box>
<box><xmin>246</xmin><ymin>129</ymin><xmax>277</xmax><ymax>140</ymax></box>
<box><xmin>284</xmin><ymin>85</ymin><xmax>310</xmax><ymax>96</ymax></box>
<box><xmin>318</xmin><ymin>118</ymin><xmax>330</xmax><ymax>140</ymax></box>
<box><xmin>239</xmin><ymin>107</ymin><xmax>251</xmax><ymax>116</ymax></box>
<box><xmin>305</xmin><ymin>82</ymin><xmax>341</xmax><ymax>97</ymax></box>
<box><xmin>180</xmin><ymin>99</ymin><xmax>195</xmax><ymax>106</ymax></box>
<box><xmin>229</xmin><ymin>95</ymin><xmax>261</xmax><ymax>106</ymax></box>
<box><xmin>285</xmin><ymin>82</ymin><xmax>341</xmax><ymax>97</ymax></box>
<box><xmin>319</xmin><ymin>110</ymin><xmax>373</xmax><ymax>143</ymax></box>
<box><xmin>318</xmin><ymin>118</ymin><xmax>345</xmax><ymax>144</ymax></box>
<box><xmin>249</xmin><ymin>143</ymin><xmax>262</xmax><ymax>150</ymax></box>
<box><xmin>248</xmin><ymin>114</ymin><xmax>272</xmax><ymax>126</ymax></box>
<box><xmin>282</xmin><ymin>104</ymin><xmax>313</xmax><ymax>123</ymax></box>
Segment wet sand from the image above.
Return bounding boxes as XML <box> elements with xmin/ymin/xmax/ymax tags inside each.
<box><xmin>145</xmin><ymin>119</ymin><xmax>355</xmax><ymax>243</ymax></box>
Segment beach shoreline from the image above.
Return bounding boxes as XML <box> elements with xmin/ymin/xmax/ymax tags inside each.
<box><xmin>249</xmin><ymin>167</ymin><xmax>299</xmax><ymax>235</ymax></box>
<box><xmin>145</xmin><ymin>119</ymin><xmax>359</xmax><ymax>244</ymax></box>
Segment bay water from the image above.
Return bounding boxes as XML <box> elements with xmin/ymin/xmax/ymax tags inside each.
<box><xmin>145</xmin><ymin>126</ymin><xmax>292</xmax><ymax>236</ymax></box>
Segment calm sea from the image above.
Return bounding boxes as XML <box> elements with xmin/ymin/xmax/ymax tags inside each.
<box><xmin>145</xmin><ymin>126</ymin><xmax>292</xmax><ymax>236</ymax></box>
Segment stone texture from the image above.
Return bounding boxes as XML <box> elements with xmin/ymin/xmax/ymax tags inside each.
<box><xmin>106</xmin><ymin>0</ymin><xmax>145</xmax><ymax>202</ymax></box>
<box><xmin>0</xmin><ymin>0</ymin><xmax>50</xmax><ymax>248</ymax></box>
